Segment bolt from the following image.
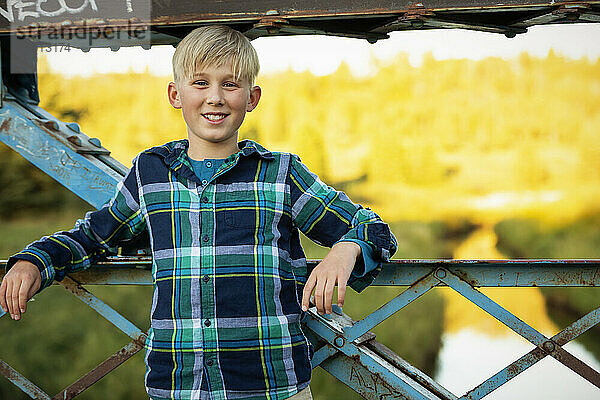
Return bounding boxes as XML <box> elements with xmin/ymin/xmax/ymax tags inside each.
<box><xmin>67</xmin><ymin>135</ymin><xmax>82</xmax><ymax>146</ymax></box>
<box><xmin>435</xmin><ymin>268</ymin><xmax>447</xmax><ymax>279</ymax></box>
<box><xmin>504</xmin><ymin>31</ymin><xmax>517</xmax><ymax>39</ymax></box>
<box><xmin>66</xmin><ymin>122</ymin><xmax>80</xmax><ymax>133</ymax></box>
<box><xmin>410</xmin><ymin>19</ymin><xmax>425</xmax><ymax>29</ymax></box>
<box><xmin>543</xmin><ymin>341</ymin><xmax>555</xmax><ymax>353</ymax></box>
<box><xmin>42</xmin><ymin>120</ymin><xmax>59</xmax><ymax>130</ymax></box>
<box><xmin>334</xmin><ymin>336</ymin><xmax>345</xmax><ymax>348</ymax></box>
<box><xmin>366</xmin><ymin>35</ymin><xmax>378</xmax><ymax>44</ymax></box>
<box><xmin>565</xmin><ymin>12</ymin><xmax>580</xmax><ymax>22</ymax></box>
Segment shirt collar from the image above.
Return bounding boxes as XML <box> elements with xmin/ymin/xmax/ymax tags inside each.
<box><xmin>145</xmin><ymin>139</ymin><xmax>274</xmax><ymax>176</ymax></box>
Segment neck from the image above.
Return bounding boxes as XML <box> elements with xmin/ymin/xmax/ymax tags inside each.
<box><xmin>187</xmin><ymin>135</ymin><xmax>239</xmax><ymax>161</ymax></box>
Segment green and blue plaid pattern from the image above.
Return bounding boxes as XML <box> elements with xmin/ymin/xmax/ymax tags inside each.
<box><xmin>7</xmin><ymin>140</ymin><xmax>397</xmax><ymax>400</ymax></box>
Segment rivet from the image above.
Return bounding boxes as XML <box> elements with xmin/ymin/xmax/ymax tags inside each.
<box><xmin>67</xmin><ymin>135</ymin><xmax>82</xmax><ymax>146</ymax></box>
<box><xmin>543</xmin><ymin>341</ymin><xmax>555</xmax><ymax>353</ymax></box>
<box><xmin>66</xmin><ymin>122</ymin><xmax>80</xmax><ymax>133</ymax></box>
<box><xmin>334</xmin><ymin>336</ymin><xmax>345</xmax><ymax>348</ymax></box>
<box><xmin>89</xmin><ymin>138</ymin><xmax>102</xmax><ymax>148</ymax></box>
<box><xmin>410</xmin><ymin>19</ymin><xmax>425</xmax><ymax>29</ymax></box>
<box><xmin>435</xmin><ymin>268</ymin><xmax>447</xmax><ymax>279</ymax></box>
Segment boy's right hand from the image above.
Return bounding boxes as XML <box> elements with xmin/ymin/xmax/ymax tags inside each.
<box><xmin>0</xmin><ymin>260</ymin><xmax>41</xmax><ymax>321</ymax></box>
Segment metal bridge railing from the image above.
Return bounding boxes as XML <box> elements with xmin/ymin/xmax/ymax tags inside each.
<box><xmin>1</xmin><ymin>259</ymin><xmax>599</xmax><ymax>399</ymax></box>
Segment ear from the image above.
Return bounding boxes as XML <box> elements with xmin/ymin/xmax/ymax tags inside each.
<box><xmin>168</xmin><ymin>82</ymin><xmax>182</xmax><ymax>109</ymax></box>
<box><xmin>246</xmin><ymin>85</ymin><xmax>262</xmax><ymax>112</ymax></box>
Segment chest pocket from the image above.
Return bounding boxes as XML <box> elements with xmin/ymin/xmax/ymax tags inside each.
<box><xmin>225</xmin><ymin>182</ymin><xmax>286</xmax><ymax>229</ymax></box>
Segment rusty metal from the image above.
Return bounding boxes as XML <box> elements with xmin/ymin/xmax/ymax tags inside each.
<box><xmin>50</xmin><ymin>336</ymin><xmax>146</xmax><ymax>400</ymax></box>
<box><xmin>0</xmin><ymin>359</ymin><xmax>51</xmax><ymax>399</ymax></box>
<box><xmin>1</xmin><ymin>1</ymin><xmax>599</xmax><ymax>45</ymax></box>
<box><xmin>436</xmin><ymin>269</ymin><xmax>600</xmax><ymax>392</ymax></box>
<box><xmin>463</xmin><ymin>305</ymin><xmax>600</xmax><ymax>399</ymax></box>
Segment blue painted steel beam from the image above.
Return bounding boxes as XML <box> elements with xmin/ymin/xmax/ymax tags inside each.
<box><xmin>374</xmin><ymin>259</ymin><xmax>600</xmax><ymax>287</ymax></box>
<box><xmin>4</xmin><ymin>259</ymin><xmax>599</xmax><ymax>287</ymax></box>
<box><xmin>344</xmin><ymin>272</ymin><xmax>439</xmax><ymax>342</ymax></box>
<box><xmin>311</xmin><ymin>343</ymin><xmax>338</xmax><ymax>368</ymax></box>
<box><xmin>437</xmin><ymin>268</ymin><xmax>600</xmax><ymax>389</ymax></box>
<box><xmin>59</xmin><ymin>276</ymin><xmax>146</xmax><ymax>342</ymax></box>
<box><xmin>462</xmin><ymin>305</ymin><xmax>600</xmax><ymax>400</ymax></box>
<box><xmin>303</xmin><ymin>309</ymin><xmax>448</xmax><ymax>400</ymax></box>
<box><xmin>0</xmin><ymin>359</ymin><xmax>51</xmax><ymax>400</ymax></box>
<box><xmin>0</xmin><ymin>98</ymin><xmax>126</xmax><ymax>209</ymax></box>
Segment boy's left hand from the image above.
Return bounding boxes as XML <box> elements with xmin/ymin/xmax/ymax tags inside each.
<box><xmin>301</xmin><ymin>241</ymin><xmax>361</xmax><ymax>315</ymax></box>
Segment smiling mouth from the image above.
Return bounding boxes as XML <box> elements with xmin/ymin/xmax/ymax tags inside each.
<box><xmin>202</xmin><ymin>113</ymin><xmax>229</xmax><ymax>122</ymax></box>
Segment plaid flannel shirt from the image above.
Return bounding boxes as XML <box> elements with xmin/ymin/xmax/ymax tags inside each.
<box><xmin>8</xmin><ymin>139</ymin><xmax>397</xmax><ymax>400</ymax></box>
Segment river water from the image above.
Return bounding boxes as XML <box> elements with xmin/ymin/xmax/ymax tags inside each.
<box><xmin>433</xmin><ymin>227</ymin><xmax>600</xmax><ymax>399</ymax></box>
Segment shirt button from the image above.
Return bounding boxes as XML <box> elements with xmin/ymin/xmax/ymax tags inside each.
<box><xmin>204</xmin><ymin>319</ymin><xmax>211</xmax><ymax>327</ymax></box>
<box><xmin>202</xmin><ymin>196</ymin><xmax>209</xmax><ymax>203</ymax></box>
<box><xmin>205</xmin><ymin>161</ymin><xmax>212</xmax><ymax>168</ymax></box>
<box><xmin>202</xmin><ymin>275</ymin><xmax>210</xmax><ymax>283</ymax></box>
<box><xmin>201</xmin><ymin>179</ymin><xmax>208</xmax><ymax>186</ymax></box>
<box><xmin>202</xmin><ymin>235</ymin><xmax>209</xmax><ymax>243</ymax></box>
<box><xmin>206</xmin><ymin>358</ymin><xmax>214</xmax><ymax>366</ymax></box>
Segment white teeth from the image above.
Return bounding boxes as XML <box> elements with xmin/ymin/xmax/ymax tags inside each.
<box><xmin>204</xmin><ymin>114</ymin><xmax>225</xmax><ymax>121</ymax></box>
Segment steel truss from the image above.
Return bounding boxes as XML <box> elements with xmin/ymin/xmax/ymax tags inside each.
<box><xmin>1</xmin><ymin>4</ymin><xmax>600</xmax><ymax>398</ymax></box>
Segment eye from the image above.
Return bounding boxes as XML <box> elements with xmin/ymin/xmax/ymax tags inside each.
<box><xmin>223</xmin><ymin>81</ymin><xmax>238</xmax><ymax>88</ymax></box>
<box><xmin>193</xmin><ymin>80</ymin><xmax>208</xmax><ymax>86</ymax></box>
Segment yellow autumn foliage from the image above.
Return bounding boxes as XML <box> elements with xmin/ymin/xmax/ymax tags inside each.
<box><xmin>37</xmin><ymin>52</ymin><xmax>600</xmax><ymax>224</ymax></box>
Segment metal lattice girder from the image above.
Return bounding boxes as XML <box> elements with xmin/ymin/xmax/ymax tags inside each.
<box><xmin>2</xmin><ymin>260</ymin><xmax>599</xmax><ymax>399</ymax></box>
<box><xmin>0</xmin><ymin>274</ymin><xmax>148</xmax><ymax>399</ymax></box>
<box><xmin>433</xmin><ymin>268</ymin><xmax>600</xmax><ymax>396</ymax></box>
<box><xmin>1</xmin><ymin>0</ymin><xmax>600</xmax><ymax>50</ymax></box>
<box><xmin>0</xmin><ymin>94</ymin><xmax>127</xmax><ymax>209</ymax></box>
<box><xmin>463</xmin><ymin>306</ymin><xmax>600</xmax><ymax>400</ymax></box>
<box><xmin>0</xmin><ymin>359</ymin><xmax>51</xmax><ymax>400</ymax></box>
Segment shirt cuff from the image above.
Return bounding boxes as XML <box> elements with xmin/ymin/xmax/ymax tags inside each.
<box><xmin>6</xmin><ymin>249</ymin><xmax>55</xmax><ymax>292</ymax></box>
<box><xmin>335</xmin><ymin>238</ymin><xmax>380</xmax><ymax>292</ymax></box>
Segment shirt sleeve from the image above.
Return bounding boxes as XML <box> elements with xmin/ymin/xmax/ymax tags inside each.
<box><xmin>289</xmin><ymin>154</ymin><xmax>397</xmax><ymax>292</ymax></box>
<box><xmin>5</xmin><ymin>156</ymin><xmax>147</xmax><ymax>291</ymax></box>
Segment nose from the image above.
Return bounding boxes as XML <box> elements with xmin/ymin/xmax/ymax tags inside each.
<box><xmin>206</xmin><ymin>86</ymin><xmax>224</xmax><ymax>106</ymax></box>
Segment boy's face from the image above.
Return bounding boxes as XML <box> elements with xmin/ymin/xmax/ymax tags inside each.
<box><xmin>168</xmin><ymin>63</ymin><xmax>261</xmax><ymax>153</ymax></box>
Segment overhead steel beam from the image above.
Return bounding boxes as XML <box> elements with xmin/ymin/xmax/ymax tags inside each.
<box><xmin>1</xmin><ymin>1</ymin><xmax>599</xmax><ymax>49</ymax></box>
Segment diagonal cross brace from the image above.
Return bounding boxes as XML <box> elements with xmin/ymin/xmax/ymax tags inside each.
<box><xmin>462</xmin><ymin>305</ymin><xmax>600</xmax><ymax>399</ymax></box>
<box><xmin>344</xmin><ymin>272</ymin><xmax>439</xmax><ymax>342</ymax></box>
<box><xmin>0</xmin><ymin>359</ymin><xmax>51</xmax><ymax>400</ymax></box>
<box><xmin>435</xmin><ymin>268</ymin><xmax>600</xmax><ymax>390</ymax></box>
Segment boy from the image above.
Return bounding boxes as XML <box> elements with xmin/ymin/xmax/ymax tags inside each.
<box><xmin>0</xmin><ymin>25</ymin><xmax>396</xmax><ymax>400</ymax></box>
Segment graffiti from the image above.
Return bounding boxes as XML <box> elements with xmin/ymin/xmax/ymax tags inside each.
<box><xmin>0</xmin><ymin>0</ymin><xmax>138</xmax><ymax>23</ymax></box>
<box><xmin>349</xmin><ymin>364</ymin><xmax>406</xmax><ymax>400</ymax></box>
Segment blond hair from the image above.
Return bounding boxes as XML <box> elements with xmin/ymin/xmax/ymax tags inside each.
<box><xmin>172</xmin><ymin>25</ymin><xmax>260</xmax><ymax>86</ymax></box>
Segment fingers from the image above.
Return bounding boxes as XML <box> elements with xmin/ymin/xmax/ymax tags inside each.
<box><xmin>7</xmin><ymin>278</ymin><xmax>16</xmax><ymax>319</ymax></box>
<box><xmin>18</xmin><ymin>279</ymin><xmax>29</xmax><ymax>315</ymax></box>
<box><xmin>324</xmin><ymin>277</ymin><xmax>335</xmax><ymax>314</ymax></box>
<box><xmin>314</xmin><ymin>275</ymin><xmax>326</xmax><ymax>315</ymax></box>
<box><xmin>0</xmin><ymin>277</ymin><xmax>7</xmax><ymax>314</ymax></box>
<box><xmin>301</xmin><ymin>272</ymin><xmax>317</xmax><ymax>311</ymax></box>
<box><xmin>337</xmin><ymin>279</ymin><xmax>347</xmax><ymax>308</ymax></box>
<box><xmin>1</xmin><ymin>262</ymin><xmax>41</xmax><ymax>320</ymax></box>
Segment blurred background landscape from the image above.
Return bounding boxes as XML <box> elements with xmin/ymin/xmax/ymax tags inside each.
<box><xmin>1</xmin><ymin>35</ymin><xmax>600</xmax><ymax>399</ymax></box>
